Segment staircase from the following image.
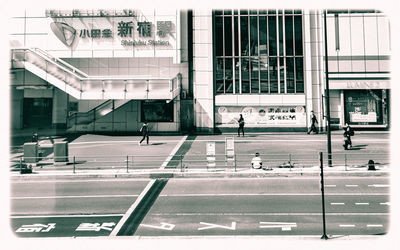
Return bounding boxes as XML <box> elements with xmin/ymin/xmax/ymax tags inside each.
<box><xmin>67</xmin><ymin>99</ymin><xmax>131</xmax><ymax>131</ymax></box>
<box><xmin>11</xmin><ymin>48</ymin><xmax>181</xmax><ymax>100</ymax></box>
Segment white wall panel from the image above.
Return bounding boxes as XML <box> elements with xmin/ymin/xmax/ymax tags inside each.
<box><xmin>350</xmin><ymin>16</ymin><xmax>365</xmax><ymax>56</ymax></box>
<box><xmin>364</xmin><ymin>15</ymin><xmax>379</xmax><ymax>56</ymax></box>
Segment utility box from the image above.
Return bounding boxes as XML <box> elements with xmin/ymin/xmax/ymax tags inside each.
<box><xmin>23</xmin><ymin>143</ymin><xmax>38</xmax><ymax>163</ymax></box>
<box><xmin>54</xmin><ymin>142</ymin><xmax>68</xmax><ymax>162</ymax></box>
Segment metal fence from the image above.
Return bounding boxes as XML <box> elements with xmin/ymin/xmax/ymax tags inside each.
<box><xmin>10</xmin><ymin>151</ymin><xmax>390</xmax><ymax>174</ymax></box>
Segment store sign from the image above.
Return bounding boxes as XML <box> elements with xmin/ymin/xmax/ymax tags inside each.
<box><xmin>216</xmin><ymin>106</ymin><xmax>306</xmax><ymax>126</ymax></box>
<box><xmin>329</xmin><ymin>80</ymin><xmax>390</xmax><ymax>90</ymax></box>
<box><xmin>50</xmin><ymin>20</ymin><xmax>173</xmax><ymax>48</ymax></box>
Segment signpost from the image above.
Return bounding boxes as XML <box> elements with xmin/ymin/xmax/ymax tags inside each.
<box><xmin>225</xmin><ymin>137</ymin><xmax>236</xmax><ymax>171</ymax></box>
<box><xmin>206</xmin><ymin>141</ymin><xmax>216</xmax><ymax>170</ymax></box>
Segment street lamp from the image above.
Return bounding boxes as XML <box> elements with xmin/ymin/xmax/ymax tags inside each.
<box><xmin>323</xmin><ymin>10</ymin><xmax>333</xmax><ymax>167</ymax></box>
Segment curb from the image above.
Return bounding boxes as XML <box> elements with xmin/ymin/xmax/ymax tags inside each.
<box><xmin>10</xmin><ymin>170</ymin><xmax>390</xmax><ymax>181</ymax></box>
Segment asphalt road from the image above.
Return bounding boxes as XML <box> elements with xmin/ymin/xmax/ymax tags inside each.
<box><xmin>10</xmin><ymin>176</ymin><xmax>390</xmax><ymax>237</ymax></box>
<box><xmin>136</xmin><ymin>177</ymin><xmax>390</xmax><ymax>236</ymax></box>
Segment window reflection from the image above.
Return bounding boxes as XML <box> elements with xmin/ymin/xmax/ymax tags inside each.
<box><xmin>214</xmin><ymin>10</ymin><xmax>304</xmax><ymax>95</ymax></box>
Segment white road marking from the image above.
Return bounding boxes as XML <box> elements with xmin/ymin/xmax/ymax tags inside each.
<box><xmin>110</xmin><ymin>179</ymin><xmax>156</xmax><ymax>236</ymax></box>
<box><xmin>198</xmin><ymin>222</ymin><xmax>236</xmax><ymax>231</ymax></box>
<box><xmin>149</xmin><ymin>212</ymin><xmax>389</xmax><ymax>216</ymax></box>
<box><xmin>368</xmin><ymin>184</ymin><xmax>390</xmax><ymax>188</ymax></box>
<box><xmin>259</xmin><ymin>222</ymin><xmax>297</xmax><ymax>231</ymax></box>
<box><xmin>11</xmin><ymin>214</ymin><xmax>125</xmax><ymax>219</ymax></box>
<box><xmin>160</xmin><ymin>136</ymin><xmax>187</xmax><ymax>169</ymax></box>
<box><xmin>367</xmin><ymin>225</ymin><xmax>383</xmax><ymax>228</ymax></box>
<box><xmin>331</xmin><ymin>203</ymin><xmax>345</xmax><ymax>205</ymax></box>
<box><xmin>158</xmin><ymin>193</ymin><xmax>388</xmax><ymax>197</ymax></box>
<box><xmin>345</xmin><ymin>185</ymin><xmax>359</xmax><ymax>187</ymax></box>
<box><xmin>380</xmin><ymin>202</ymin><xmax>391</xmax><ymax>206</ymax></box>
<box><xmin>355</xmin><ymin>203</ymin><xmax>370</xmax><ymax>205</ymax></box>
<box><xmin>140</xmin><ymin>222</ymin><xmax>175</xmax><ymax>231</ymax></box>
<box><xmin>340</xmin><ymin>224</ymin><xmax>356</xmax><ymax>227</ymax></box>
<box><xmin>11</xmin><ymin>194</ymin><xmax>139</xmax><ymax>200</ymax></box>
<box><xmin>325</xmin><ymin>185</ymin><xmax>337</xmax><ymax>187</ymax></box>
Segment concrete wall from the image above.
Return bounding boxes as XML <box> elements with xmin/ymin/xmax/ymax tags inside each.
<box><xmin>192</xmin><ymin>10</ymin><xmax>214</xmax><ymax>133</ymax></box>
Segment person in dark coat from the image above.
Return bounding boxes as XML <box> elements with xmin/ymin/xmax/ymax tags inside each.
<box><xmin>307</xmin><ymin>111</ymin><xmax>318</xmax><ymax>134</ymax></box>
<box><xmin>139</xmin><ymin>122</ymin><xmax>149</xmax><ymax>145</ymax></box>
<box><xmin>238</xmin><ymin>114</ymin><xmax>245</xmax><ymax>137</ymax></box>
<box><xmin>344</xmin><ymin>123</ymin><xmax>354</xmax><ymax>147</ymax></box>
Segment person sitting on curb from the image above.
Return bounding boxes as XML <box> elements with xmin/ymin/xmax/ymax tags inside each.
<box><xmin>251</xmin><ymin>152</ymin><xmax>262</xmax><ymax>169</ymax></box>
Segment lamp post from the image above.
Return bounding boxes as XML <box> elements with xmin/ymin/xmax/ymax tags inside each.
<box><xmin>323</xmin><ymin>10</ymin><xmax>333</xmax><ymax>167</ymax></box>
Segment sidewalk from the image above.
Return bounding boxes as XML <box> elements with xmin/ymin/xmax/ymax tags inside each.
<box><xmin>10</xmin><ymin>164</ymin><xmax>390</xmax><ymax>180</ymax></box>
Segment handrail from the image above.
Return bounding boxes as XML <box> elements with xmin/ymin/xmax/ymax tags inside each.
<box><xmin>12</xmin><ymin>48</ymin><xmax>180</xmax><ymax>83</ymax></box>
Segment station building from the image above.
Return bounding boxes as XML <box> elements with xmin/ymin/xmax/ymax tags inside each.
<box><xmin>9</xmin><ymin>9</ymin><xmax>391</xmax><ymax>134</ymax></box>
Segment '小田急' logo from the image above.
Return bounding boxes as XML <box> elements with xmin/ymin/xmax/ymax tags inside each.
<box><xmin>50</xmin><ymin>22</ymin><xmax>77</xmax><ymax>47</ymax></box>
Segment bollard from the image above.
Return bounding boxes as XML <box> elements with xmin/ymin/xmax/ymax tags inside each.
<box><xmin>368</xmin><ymin>160</ymin><xmax>376</xmax><ymax>171</ymax></box>
<box><xmin>344</xmin><ymin>154</ymin><xmax>347</xmax><ymax>171</ymax></box>
<box><xmin>180</xmin><ymin>154</ymin><xmax>183</xmax><ymax>172</ymax></box>
<box><xmin>73</xmin><ymin>156</ymin><xmax>76</xmax><ymax>174</ymax></box>
<box><xmin>126</xmin><ymin>155</ymin><xmax>129</xmax><ymax>173</ymax></box>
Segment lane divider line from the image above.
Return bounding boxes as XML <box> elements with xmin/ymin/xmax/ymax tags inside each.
<box><xmin>368</xmin><ymin>184</ymin><xmax>390</xmax><ymax>188</ymax></box>
<box><xmin>345</xmin><ymin>185</ymin><xmax>359</xmax><ymax>187</ymax></box>
<box><xmin>367</xmin><ymin>224</ymin><xmax>383</xmax><ymax>227</ymax></box>
<box><xmin>331</xmin><ymin>203</ymin><xmax>345</xmax><ymax>205</ymax></box>
<box><xmin>160</xmin><ymin>136</ymin><xmax>188</xmax><ymax>169</ymax></box>
<box><xmin>110</xmin><ymin>179</ymin><xmax>156</xmax><ymax>237</ymax></box>
<box><xmin>339</xmin><ymin>224</ymin><xmax>356</xmax><ymax>227</ymax></box>
<box><xmin>355</xmin><ymin>203</ymin><xmax>370</xmax><ymax>205</ymax></box>
<box><xmin>325</xmin><ymin>185</ymin><xmax>336</xmax><ymax>187</ymax></box>
<box><xmin>11</xmin><ymin>214</ymin><xmax>125</xmax><ymax>219</ymax></box>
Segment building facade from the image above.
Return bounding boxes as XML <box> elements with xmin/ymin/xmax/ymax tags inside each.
<box><xmin>9</xmin><ymin>9</ymin><xmax>391</xmax><ymax>134</ymax></box>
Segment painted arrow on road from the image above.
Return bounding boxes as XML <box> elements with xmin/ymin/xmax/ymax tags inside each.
<box><xmin>198</xmin><ymin>222</ymin><xmax>236</xmax><ymax>231</ymax></box>
<box><xmin>259</xmin><ymin>222</ymin><xmax>297</xmax><ymax>231</ymax></box>
<box><xmin>140</xmin><ymin>222</ymin><xmax>175</xmax><ymax>231</ymax></box>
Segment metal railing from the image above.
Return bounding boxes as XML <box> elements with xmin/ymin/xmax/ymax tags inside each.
<box><xmin>11</xmin><ymin>48</ymin><xmax>181</xmax><ymax>100</ymax></box>
<box><xmin>10</xmin><ymin>152</ymin><xmax>390</xmax><ymax>174</ymax></box>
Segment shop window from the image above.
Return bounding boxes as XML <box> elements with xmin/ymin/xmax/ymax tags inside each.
<box><xmin>216</xmin><ymin>58</ymin><xmax>224</xmax><ymax>93</ymax></box>
<box><xmin>268</xmin><ymin>16</ymin><xmax>277</xmax><ymax>56</ymax></box>
<box><xmin>241</xmin><ymin>59</ymin><xmax>250</xmax><ymax>93</ymax></box>
<box><xmin>285</xmin><ymin>15</ymin><xmax>294</xmax><ymax>56</ymax></box>
<box><xmin>141</xmin><ymin>101</ymin><xmax>174</xmax><ymax>122</ymax></box>
<box><xmin>240</xmin><ymin>16</ymin><xmax>249</xmax><ymax>56</ymax></box>
<box><xmin>295</xmin><ymin>57</ymin><xmax>304</xmax><ymax>93</ymax></box>
<box><xmin>286</xmin><ymin>57</ymin><xmax>295</xmax><ymax>93</ymax></box>
<box><xmin>250</xmin><ymin>59</ymin><xmax>260</xmax><ymax>93</ymax></box>
<box><xmin>269</xmin><ymin>57</ymin><xmax>278</xmax><ymax>93</ymax></box>
<box><xmin>294</xmin><ymin>16</ymin><xmax>303</xmax><ymax>56</ymax></box>
<box><xmin>224</xmin><ymin>16</ymin><xmax>232</xmax><ymax>56</ymax></box>
<box><xmin>344</xmin><ymin>90</ymin><xmax>383</xmax><ymax>125</ymax></box>
<box><xmin>225</xmin><ymin>58</ymin><xmax>233</xmax><ymax>93</ymax></box>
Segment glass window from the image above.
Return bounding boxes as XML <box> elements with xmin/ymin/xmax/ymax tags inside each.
<box><xmin>295</xmin><ymin>57</ymin><xmax>304</xmax><ymax>93</ymax></box>
<box><xmin>250</xmin><ymin>59</ymin><xmax>259</xmax><ymax>93</ymax></box>
<box><xmin>235</xmin><ymin>58</ymin><xmax>240</xmax><ymax>93</ymax></box>
<box><xmin>285</xmin><ymin>15</ymin><xmax>294</xmax><ymax>56</ymax></box>
<box><xmin>294</xmin><ymin>15</ymin><xmax>303</xmax><ymax>56</ymax></box>
<box><xmin>250</xmin><ymin>10</ymin><xmax>258</xmax><ymax>15</ymax></box>
<box><xmin>286</xmin><ymin>57</ymin><xmax>295</xmax><ymax>93</ymax></box>
<box><xmin>216</xmin><ymin>58</ymin><xmax>224</xmax><ymax>93</ymax></box>
<box><xmin>268</xmin><ymin>16</ymin><xmax>277</xmax><ymax>56</ymax></box>
<box><xmin>225</xmin><ymin>58</ymin><xmax>233</xmax><ymax>93</ymax></box>
<box><xmin>234</xmin><ymin>16</ymin><xmax>239</xmax><ymax>56</ymax></box>
<box><xmin>240</xmin><ymin>16</ymin><xmax>249</xmax><ymax>56</ymax></box>
<box><xmin>268</xmin><ymin>10</ymin><xmax>276</xmax><ymax>15</ymax></box>
<box><xmin>224</xmin><ymin>10</ymin><xmax>232</xmax><ymax>15</ymax></box>
<box><xmin>141</xmin><ymin>101</ymin><xmax>174</xmax><ymax>122</ymax></box>
<box><xmin>224</xmin><ymin>16</ymin><xmax>232</xmax><ymax>56</ymax></box>
<box><xmin>241</xmin><ymin>58</ymin><xmax>250</xmax><ymax>93</ymax></box>
<box><xmin>250</xmin><ymin>16</ymin><xmax>258</xmax><ymax>56</ymax></box>
<box><xmin>259</xmin><ymin>16</ymin><xmax>268</xmax><ymax>56</ymax></box>
<box><xmin>279</xmin><ymin>15</ymin><xmax>284</xmax><ymax>56</ymax></box>
<box><xmin>279</xmin><ymin>57</ymin><xmax>285</xmax><ymax>93</ymax></box>
<box><xmin>215</xmin><ymin>10</ymin><xmax>223</xmax><ymax>15</ymax></box>
<box><xmin>215</xmin><ymin>16</ymin><xmax>223</xmax><ymax>57</ymax></box>
<box><xmin>240</xmin><ymin>10</ymin><xmax>249</xmax><ymax>15</ymax></box>
<box><xmin>260</xmin><ymin>56</ymin><xmax>269</xmax><ymax>93</ymax></box>
<box><xmin>259</xmin><ymin>10</ymin><xmax>267</xmax><ymax>14</ymax></box>
<box><xmin>269</xmin><ymin>57</ymin><xmax>278</xmax><ymax>93</ymax></box>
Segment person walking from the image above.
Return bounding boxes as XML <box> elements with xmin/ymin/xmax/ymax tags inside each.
<box><xmin>139</xmin><ymin>122</ymin><xmax>149</xmax><ymax>146</ymax></box>
<box><xmin>344</xmin><ymin>123</ymin><xmax>354</xmax><ymax>147</ymax></box>
<box><xmin>307</xmin><ymin>111</ymin><xmax>318</xmax><ymax>134</ymax></box>
<box><xmin>238</xmin><ymin>114</ymin><xmax>245</xmax><ymax>137</ymax></box>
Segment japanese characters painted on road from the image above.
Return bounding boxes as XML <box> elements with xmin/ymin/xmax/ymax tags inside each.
<box><xmin>141</xmin><ymin>222</ymin><xmax>175</xmax><ymax>231</ymax></box>
<box><xmin>259</xmin><ymin>222</ymin><xmax>297</xmax><ymax>231</ymax></box>
<box><xmin>76</xmin><ymin>222</ymin><xmax>116</xmax><ymax>231</ymax></box>
<box><xmin>16</xmin><ymin>223</ymin><xmax>56</xmax><ymax>233</ymax></box>
<box><xmin>198</xmin><ymin>222</ymin><xmax>236</xmax><ymax>231</ymax></box>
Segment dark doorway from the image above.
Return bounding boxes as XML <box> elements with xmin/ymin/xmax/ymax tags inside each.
<box><xmin>23</xmin><ymin>98</ymin><xmax>52</xmax><ymax>128</ymax></box>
